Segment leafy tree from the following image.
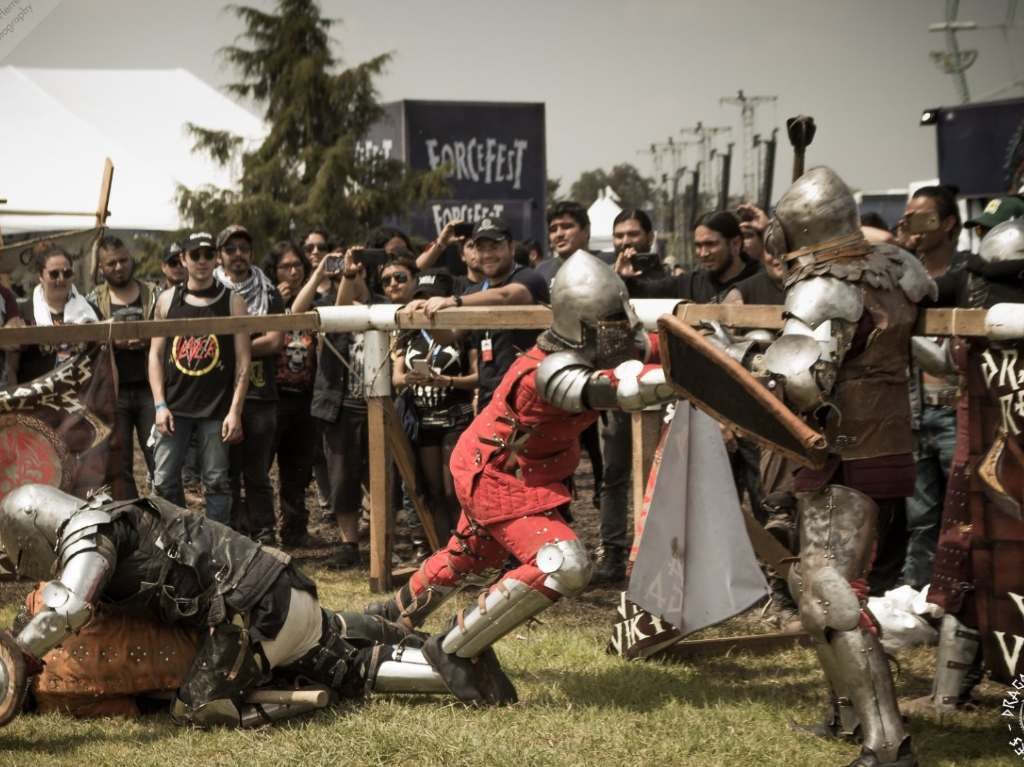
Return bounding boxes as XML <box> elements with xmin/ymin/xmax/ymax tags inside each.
<box><xmin>568</xmin><ymin>163</ymin><xmax>655</xmax><ymax>211</ymax></box>
<box><xmin>545</xmin><ymin>177</ymin><xmax>562</xmax><ymax>205</ymax></box>
<box><xmin>178</xmin><ymin>0</ymin><xmax>447</xmax><ymax>249</ymax></box>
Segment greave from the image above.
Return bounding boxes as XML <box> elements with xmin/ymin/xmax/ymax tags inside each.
<box><xmin>366</xmin><ymin>644</ymin><xmax>449</xmax><ymax>695</ymax></box>
<box><xmin>931</xmin><ymin>614</ymin><xmax>982</xmax><ymax>711</ymax></box>
<box><xmin>814</xmin><ymin>640</ymin><xmax>861</xmax><ymax>739</ymax></box>
<box><xmin>830</xmin><ymin>628</ymin><xmax>908</xmax><ymax>764</ymax></box>
<box><xmin>441</xmin><ymin>579</ymin><xmax>554</xmax><ymax>658</ymax></box>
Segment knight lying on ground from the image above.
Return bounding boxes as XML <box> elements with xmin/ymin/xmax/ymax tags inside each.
<box><xmin>367</xmin><ymin>250</ymin><xmax>676</xmax><ymax>703</ymax></box>
<box><xmin>0</xmin><ymin>484</ymin><xmax>504</xmax><ymax>727</ymax></box>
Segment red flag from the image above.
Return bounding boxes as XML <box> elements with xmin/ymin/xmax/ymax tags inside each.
<box><xmin>0</xmin><ymin>345</ymin><xmax>118</xmax><ymax>503</ymax></box>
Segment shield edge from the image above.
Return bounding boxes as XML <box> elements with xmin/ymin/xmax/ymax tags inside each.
<box><xmin>0</xmin><ymin>629</ymin><xmax>27</xmax><ymax>728</ymax></box>
<box><xmin>657</xmin><ymin>315</ymin><xmax>828</xmax><ymax>469</ymax></box>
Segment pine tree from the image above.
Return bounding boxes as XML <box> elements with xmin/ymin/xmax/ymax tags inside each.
<box><xmin>178</xmin><ymin>0</ymin><xmax>446</xmax><ymax>248</ymax></box>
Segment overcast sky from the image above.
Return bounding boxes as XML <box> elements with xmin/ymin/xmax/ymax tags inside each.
<box><xmin>7</xmin><ymin>0</ymin><xmax>1023</xmax><ymax>199</ymax></box>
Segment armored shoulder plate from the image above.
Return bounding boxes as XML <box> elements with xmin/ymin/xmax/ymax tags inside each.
<box><xmin>785</xmin><ymin>277</ymin><xmax>863</xmax><ymax>330</ymax></box>
<box><xmin>535</xmin><ymin>351</ymin><xmax>594</xmax><ymax>413</ymax></box>
<box><xmin>888</xmin><ymin>245</ymin><xmax>938</xmax><ymax>303</ymax></box>
<box><xmin>58</xmin><ymin>508</ymin><xmax>115</xmax><ymax>544</ymax></box>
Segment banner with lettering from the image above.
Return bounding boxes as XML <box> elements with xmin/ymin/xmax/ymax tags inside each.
<box><xmin>0</xmin><ymin>345</ymin><xmax>118</xmax><ymax>503</ymax></box>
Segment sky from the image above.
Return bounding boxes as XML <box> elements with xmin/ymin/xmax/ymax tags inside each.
<box><xmin>5</xmin><ymin>0</ymin><xmax>1024</xmax><ymax>200</ymax></box>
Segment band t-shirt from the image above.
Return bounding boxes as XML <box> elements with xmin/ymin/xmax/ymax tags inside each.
<box><xmin>402</xmin><ymin>330</ymin><xmax>474</xmax><ymax>429</ymax></box>
<box><xmin>246</xmin><ymin>291</ymin><xmax>285</xmax><ymax>401</ymax></box>
<box><xmin>109</xmin><ymin>297</ymin><xmax>149</xmax><ymax>386</ymax></box>
<box><xmin>465</xmin><ymin>265</ymin><xmax>549</xmax><ymax>408</ymax></box>
<box><xmin>163</xmin><ymin>286</ymin><xmax>236</xmax><ymax>420</ymax></box>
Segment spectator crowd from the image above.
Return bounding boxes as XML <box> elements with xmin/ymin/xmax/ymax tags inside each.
<box><xmin>0</xmin><ymin>186</ymin><xmax>1021</xmax><ymax>608</ymax></box>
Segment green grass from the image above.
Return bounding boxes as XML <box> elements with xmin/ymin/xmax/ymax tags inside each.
<box><xmin>0</xmin><ymin>567</ymin><xmax>1015</xmax><ymax>767</ymax></box>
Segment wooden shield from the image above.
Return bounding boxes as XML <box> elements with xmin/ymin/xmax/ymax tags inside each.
<box><xmin>658</xmin><ymin>315</ymin><xmax>828</xmax><ymax>469</ymax></box>
<box><xmin>0</xmin><ymin>629</ymin><xmax>27</xmax><ymax>727</ymax></box>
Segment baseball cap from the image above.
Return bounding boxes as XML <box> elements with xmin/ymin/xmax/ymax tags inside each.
<box><xmin>966</xmin><ymin>196</ymin><xmax>1024</xmax><ymax>230</ymax></box>
<box><xmin>163</xmin><ymin>241</ymin><xmax>183</xmax><ymax>263</ymax></box>
<box><xmin>217</xmin><ymin>224</ymin><xmax>253</xmax><ymax>249</ymax></box>
<box><xmin>413</xmin><ymin>269</ymin><xmax>454</xmax><ymax>300</ymax></box>
<box><xmin>184</xmin><ymin>231</ymin><xmax>215</xmax><ymax>252</ymax></box>
<box><xmin>472</xmin><ymin>217</ymin><xmax>513</xmax><ymax>243</ymax></box>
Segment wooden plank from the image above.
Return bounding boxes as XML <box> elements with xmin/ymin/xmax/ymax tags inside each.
<box><xmin>95</xmin><ymin>159</ymin><xmax>114</xmax><ymax>226</ymax></box>
<box><xmin>0</xmin><ymin>305</ymin><xmax>994</xmax><ymax>346</ymax></box>
<box><xmin>382</xmin><ymin>400</ymin><xmax>441</xmax><ymax>551</ymax></box>
<box><xmin>657</xmin><ymin>631</ymin><xmax>812</xmax><ymax>661</ymax></box>
<box><xmin>0</xmin><ymin>311</ymin><xmax>321</xmax><ymax>346</ymax></box>
<box><xmin>630</xmin><ymin>410</ymin><xmax>663</xmax><ymax>520</ymax></box>
<box><xmin>367</xmin><ymin>397</ymin><xmax>394</xmax><ymax>593</ymax></box>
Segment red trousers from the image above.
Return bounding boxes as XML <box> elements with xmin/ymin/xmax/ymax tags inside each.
<box><xmin>409</xmin><ymin>508</ymin><xmax>576</xmax><ymax>602</ymax></box>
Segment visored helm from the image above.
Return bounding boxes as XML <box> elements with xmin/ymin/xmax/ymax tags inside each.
<box><xmin>546</xmin><ymin>250</ymin><xmax>641</xmax><ymax>367</ymax></box>
<box><xmin>764</xmin><ymin>166</ymin><xmax>861</xmax><ymax>269</ymax></box>
<box><xmin>0</xmin><ymin>484</ymin><xmax>84</xmax><ymax>579</ymax></box>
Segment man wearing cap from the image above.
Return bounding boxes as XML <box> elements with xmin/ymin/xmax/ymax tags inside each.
<box><xmin>89</xmin><ymin>235</ymin><xmax>161</xmax><ymax>498</ymax></box>
<box><xmin>149</xmin><ymin>231</ymin><xmax>251</xmax><ymax>525</ymax></box>
<box><xmin>965</xmin><ymin>194</ymin><xmax>1024</xmax><ymax>240</ymax></box>
<box><xmin>214</xmin><ymin>225</ymin><xmax>286</xmax><ymax>543</ymax></box>
<box><xmin>408</xmin><ymin>216</ymin><xmax>549</xmax><ymax>409</ymax></box>
<box><xmin>160</xmin><ymin>241</ymin><xmax>187</xmax><ymax>290</ymax></box>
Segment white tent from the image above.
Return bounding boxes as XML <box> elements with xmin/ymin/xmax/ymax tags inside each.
<box><xmin>0</xmin><ymin>67</ymin><xmax>266</xmax><ymax>234</ymax></box>
<box><xmin>587</xmin><ymin>186</ymin><xmax>623</xmax><ymax>253</ymax></box>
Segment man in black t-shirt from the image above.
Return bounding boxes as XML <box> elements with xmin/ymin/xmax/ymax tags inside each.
<box><xmin>408</xmin><ymin>217</ymin><xmax>548</xmax><ymax>408</ymax></box>
<box><xmin>90</xmin><ymin>236</ymin><xmax>162</xmax><ymax>499</ymax></box>
<box><xmin>215</xmin><ymin>224</ymin><xmax>286</xmax><ymax>542</ymax></box>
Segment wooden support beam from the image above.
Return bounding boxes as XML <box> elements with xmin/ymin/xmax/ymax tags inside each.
<box><xmin>366</xmin><ymin>396</ymin><xmax>394</xmax><ymax>593</ymax></box>
<box><xmin>657</xmin><ymin>630</ymin><xmax>811</xmax><ymax>661</ymax></box>
<box><xmin>630</xmin><ymin>410</ymin><xmax>663</xmax><ymax>521</ymax></box>
<box><xmin>383</xmin><ymin>400</ymin><xmax>441</xmax><ymax>551</ymax></box>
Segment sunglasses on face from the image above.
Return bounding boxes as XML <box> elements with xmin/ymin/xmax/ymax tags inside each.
<box><xmin>381</xmin><ymin>272</ymin><xmax>410</xmax><ymax>286</ymax></box>
<box><xmin>46</xmin><ymin>269</ymin><xmax>74</xmax><ymax>280</ymax></box>
<box><xmin>277</xmin><ymin>261</ymin><xmax>304</xmax><ymax>272</ymax></box>
<box><xmin>222</xmin><ymin>244</ymin><xmax>251</xmax><ymax>256</ymax></box>
<box><xmin>304</xmin><ymin>242</ymin><xmax>331</xmax><ymax>254</ymax></box>
<box><xmin>187</xmin><ymin>249</ymin><xmax>217</xmax><ymax>262</ymax></box>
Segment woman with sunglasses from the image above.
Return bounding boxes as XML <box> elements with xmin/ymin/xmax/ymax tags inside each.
<box><xmin>15</xmin><ymin>242</ymin><xmax>98</xmax><ymax>382</ymax></box>
<box><xmin>379</xmin><ymin>254</ymin><xmax>419</xmax><ymax>305</ymax></box>
<box><xmin>263</xmin><ymin>241</ymin><xmax>319</xmax><ymax>547</ymax></box>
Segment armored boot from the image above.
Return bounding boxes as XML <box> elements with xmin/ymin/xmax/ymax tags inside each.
<box><xmin>903</xmin><ymin>614</ymin><xmax>982</xmax><ymax>717</ymax></box>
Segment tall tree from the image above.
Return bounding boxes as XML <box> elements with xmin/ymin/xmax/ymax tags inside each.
<box><xmin>178</xmin><ymin>0</ymin><xmax>446</xmax><ymax>248</ymax></box>
<box><xmin>569</xmin><ymin>163</ymin><xmax>655</xmax><ymax>211</ymax></box>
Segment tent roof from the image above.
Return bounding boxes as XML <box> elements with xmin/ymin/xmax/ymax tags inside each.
<box><xmin>0</xmin><ymin>67</ymin><xmax>265</xmax><ymax>233</ymax></box>
<box><xmin>587</xmin><ymin>187</ymin><xmax>623</xmax><ymax>239</ymax></box>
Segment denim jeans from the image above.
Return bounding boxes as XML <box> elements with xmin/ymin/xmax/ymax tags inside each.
<box><xmin>113</xmin><ymin>382</ymin><xmax>156</xmax><ymax>499</ymax></box>
<box><xmin>152</xmin><ymin>415</ymin><xmax>231</xmax><ymax>524</ymax></box>
<box><xmin>902</xmin><ymin>404</ymin><xmax>957</xmax><ymax>589</ymax></box>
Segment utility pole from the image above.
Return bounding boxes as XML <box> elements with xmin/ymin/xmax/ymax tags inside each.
<box><xmin>720</xmin><ymin>89</ymin><xmax>778</xmax><ymax>202</ymax></box>
<box><xmin>680</xmin><ymin>122</ymin><xmax>731</xmax><ymax>202</ymax></box>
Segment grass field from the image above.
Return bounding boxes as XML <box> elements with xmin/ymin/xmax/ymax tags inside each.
<box><xmin>0</xmin><ymin>563</ymin><xmax>1014</xmax><ymax>767</ymax></box>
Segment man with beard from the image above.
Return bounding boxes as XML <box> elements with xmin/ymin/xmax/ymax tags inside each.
<box><xmin>160</xmin><ymin>241</ymin><xmax>187</xmax><ymax>290</ymax></box>
<box><xmin>215</xmin><ymin>225</ymin><xmax>285</xmax><ymax>543</ymax></box>
<box><xmin>679</xmin><ymin>211</ymin><xmax>761</xmax><ymax>302</ymax></box>
<box><xmin>90</xmin><ymin>236</ymin><xmax>161</xmax><ymax>499</ymax></box>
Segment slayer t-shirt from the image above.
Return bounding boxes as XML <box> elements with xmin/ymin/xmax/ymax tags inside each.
<box><xmin>163</xmin><ymin>286</ymin><xmax>236</xmax><ymax>419</ymax></box>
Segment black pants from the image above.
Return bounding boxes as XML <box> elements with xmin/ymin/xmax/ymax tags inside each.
<box><xmin>598</xmin><ymin>410</ymin><xmax>631</xmax><ymax>552</ymax></box>
<box><xmin>868</xmin><ymin>499</ymin><xmax>909</xmax><ymax>597</ymax></box>
<box><xmin>321</xmin><ymin>405</ymin><xmax>369</xmax><ymax>522</ymax></box>
<box><xmin>580</xmin><ymin>421</ymin><xmax>603</xmax><ymax>498</ymax></box>
<box><xmin>729</xmin><ymin>437</ymin><xmax>763</xmax><ymax>520</ymax></box>
<box><xmin>230</xmin><ymin>399</ymin><xmax>278</xmax><ymax>538</ymax></box>
<box><xmin>274</xmin><ymin>391</ymin><xmax>316</xmax><ymax>542</ymax></box>
<box><xmin>113</xmin><ymin>382</ymin><xmax>156</xmax><ymax>499</ymax></box>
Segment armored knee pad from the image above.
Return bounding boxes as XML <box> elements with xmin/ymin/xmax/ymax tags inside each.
<box><xmin>283</xmin><ymin>610</ymin><xmax>363</xmax><ymax>698</ymax></box>
<box><xmin>538</xmin><ymin>538</ymin><xmax>592</xmax><ymax>597</ymax></box>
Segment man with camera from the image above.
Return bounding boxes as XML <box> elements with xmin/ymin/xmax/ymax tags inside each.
<box><xmin>595</xmin><ymin>210</ymin><xmax>676</xmax><ymax>583</ymax></box>
<box><xmin>89</xmin><ymin>236</ymin><xmax>162</xmax><ymax>499</ymax></box>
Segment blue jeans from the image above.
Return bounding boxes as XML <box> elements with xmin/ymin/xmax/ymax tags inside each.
<box><xmin>152</xmin><ymin>415</ymin><xmax>232</xmax><ymax>524</ymax></box>
<box><xmin>903</xmin><ymin>404</ymin><xmax>957</xmax><ymax>589</ymax></box>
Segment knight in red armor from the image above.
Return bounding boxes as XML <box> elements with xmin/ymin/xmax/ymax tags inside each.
<box><xmin>367</xmin><ymin>251</ymin><xmax>675</xmax><ymax>704</ymax></box>
<box><xmin>916</xmin><ymin>219</ymin><xmax>1024</xmax><ymax>713</ymax></box>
